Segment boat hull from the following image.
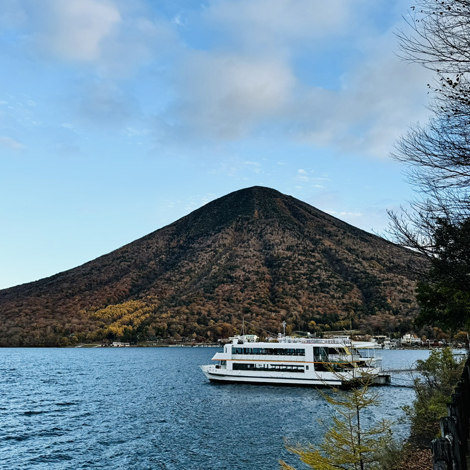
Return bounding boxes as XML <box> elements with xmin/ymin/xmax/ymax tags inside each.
<box><xmin>200</xmin><ymin>365</ymin><xmax>389</xmax><ymax>387</ymax></box>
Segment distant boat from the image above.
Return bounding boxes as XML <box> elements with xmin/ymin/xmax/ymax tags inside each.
<box><xmin>200</xmin><ymin>335</ymin><xmax>391</xmax><ymax>387</ymax></box>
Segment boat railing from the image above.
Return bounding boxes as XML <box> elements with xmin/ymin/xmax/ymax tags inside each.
<box><xmin>278</xmin><ymin>337</ymin><xmax>352</xmax><ymax>345</ymax></box>
<box><xmin>231</xmin><ymin>353</ymin><xmax>306</xmax><ymax>360</ymax></box>
<box><xmin>328</xmin><ymin>354</ymin><xmax>358</xmax><ymax>362</ymax></box>
<box><xmin>326</xmin><ymin>354</ymin><xmax>377</xmax><ymax>363</ymax></box>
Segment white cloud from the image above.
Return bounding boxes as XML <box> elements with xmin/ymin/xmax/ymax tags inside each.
<box><xmin>339</xmin><ymin>211</ymin><xmax>362</xmax><ymax>217</ymax></box>
<box><xmin>0</xmin><ymin>0</ymin><xmax>433</xmax><ymax>159</ymax></box>
<box><xmin>96</xmin><ymin>14</ymin><xmax>176</xmax><ymax>78</ymax></box>
<box><xmin>297</xmin><ymin>169</ymin><xmax>309</xmax><ymax>181</ymax></box>
<box><xmin>34</xmin><ymin>0</ymin><xmax>121</xmax><ymax>62</ymax></box>
<box><xmin>123</xmin><ymin>127</ymin><xmax>149</xmax><ymax>137</ymax></box>
<box><xmin>148</xmin><ymin>1</ymin><xmax>432</xmax><ymax>158</ymax></box>
<box><xmin>292</xmin><ymin>37</ymin><xmax>432</xmax><ymax>158</ymax></box>
<box><xmin>173</xmin><ymin>15</ymin><xmax>184</xmax><ymax>27</ymax></box>
<box><xmin>3</xmin><ymin>0</ymin><xmax>176</xmax><ymax>78</ymax></box>
<box><xmin>170</xmin><ymin>52</ymin><xmax>295</xmax><ymax>139</ymax></box>
<box><xmin>205</xmin><ymin>0</ymin><xmax>358</xmax><ymax>53</ymax></box>
<box><xmin>0</xmin><ymin>136</ymin><xmax>23</xmax><ymax>150</ymax></box>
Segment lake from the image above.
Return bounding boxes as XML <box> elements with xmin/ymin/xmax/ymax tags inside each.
<box><xmin>0</xmin><ymin>347</ymin><xmax>429</xmax><ymax>470</ymax></box>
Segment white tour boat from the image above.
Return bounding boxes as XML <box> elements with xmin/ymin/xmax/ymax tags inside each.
<box><xmin>200</xmin><ymin>335</ymin><xmax>391</xmax><ymax>387</ymax></box>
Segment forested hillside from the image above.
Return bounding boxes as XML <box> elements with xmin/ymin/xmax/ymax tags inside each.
<box><xmin>0</xmin><ymin>187</ymin><xmax>426</xmax><ymax>346</ymax></box>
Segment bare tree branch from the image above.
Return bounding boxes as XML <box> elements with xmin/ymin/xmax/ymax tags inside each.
<box><xmin>389</xmin><ymin>0</ymin><xmax>470</xmax><ymax>257</ymax></box>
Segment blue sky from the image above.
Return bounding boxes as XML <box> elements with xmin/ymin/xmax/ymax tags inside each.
<box><xmin>0</xmin><ymin>0</ymin><xmax>433</xmax><ymax>289</ymax></box>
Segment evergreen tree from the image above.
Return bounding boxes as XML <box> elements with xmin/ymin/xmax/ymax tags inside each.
<box><xmin>415</xmin><ymin>218</ymin><xmax>470</xmax><ymax>330</ymax></box>
<box><xmin>402</xmin><ymin>347</ymin><xmax>465</xmax><ymax>441</ymax></box>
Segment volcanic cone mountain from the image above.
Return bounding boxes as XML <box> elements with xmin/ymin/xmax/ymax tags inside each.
<box><xmin>0</xmin><ymin>186</ymin><xmax>425</xmax><ymax>346</ymax></box>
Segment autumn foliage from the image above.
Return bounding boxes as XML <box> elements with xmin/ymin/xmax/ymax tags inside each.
<box><xmin>0</xmin><ymin>187</ymin><xmax>426</xmax><ymax>346</ymax></box>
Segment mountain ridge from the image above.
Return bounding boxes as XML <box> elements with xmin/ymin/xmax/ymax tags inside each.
<box><xmin>0</xmin><ymin>186</ymin><xmax>425</xmax><ymax>346</ymax></box>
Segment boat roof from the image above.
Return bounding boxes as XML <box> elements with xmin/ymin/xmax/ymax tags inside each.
<box><xmin>229</xmin><ymin>335</ymin><xmax>378</xmax><ymax>349</ymax></box>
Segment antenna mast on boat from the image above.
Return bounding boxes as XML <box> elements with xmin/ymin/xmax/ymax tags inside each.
<box><xmin>282</xmin><ymin>321</ymin><xmax>286</xmax><ymax>336</ymax></box>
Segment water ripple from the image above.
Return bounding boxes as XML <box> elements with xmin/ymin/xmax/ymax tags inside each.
<box><xmin>0</xmin><ymin>348</ymin><xmax>427</xmax><ymax>470</ymax></box>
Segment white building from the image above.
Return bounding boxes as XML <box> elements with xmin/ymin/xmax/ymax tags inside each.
<box><xmin>401</xmin><ymin>333</ymin><xmax>421</xmax><ymax>345</ymax></box>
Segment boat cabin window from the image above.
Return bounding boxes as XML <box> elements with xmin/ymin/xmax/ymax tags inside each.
<box><xmin>315</xmin><ymin>363</ymin><xmax>329</xmax><ymax>372</ymax></box>
<box><xmin>314</xmin><ymin>347</ymin><xmax>347</xmax><ymax>356</ymax></box>
<box><xmin>232</xmin><ymin>363</ymin><xmax>305</xmax><ymax>373</ymax></box>
<box><xmin>313</xmin><ymin>347</ymin><xmax>328</xmax><ymax>359</ymax></box>
<box><xmin>231</xmin><ymin>347</ymin><xmax>305</xmax><ymax>356</ymax></box>
<box><xmin>314</xmin><ymin>361</ymin><xmax>353</xmax><ymax>372</ymax></box>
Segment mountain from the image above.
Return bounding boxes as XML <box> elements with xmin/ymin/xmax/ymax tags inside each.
<box><xmin>0</xmin><ymin>186</ymin><xmax>426</xmax><ymax>346</ymax></box>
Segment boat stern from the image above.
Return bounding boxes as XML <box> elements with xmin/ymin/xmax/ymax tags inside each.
<box><xmin>372</xmin><ymin>372</ymin><xmax>392</xmax><ymax>385</ymax></box>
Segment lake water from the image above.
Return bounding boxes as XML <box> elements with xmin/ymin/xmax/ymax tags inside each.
<box><xmin>0</xmin><ymin>348</ymin><xmax>430</xmax><ymax>470</ymax></box>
